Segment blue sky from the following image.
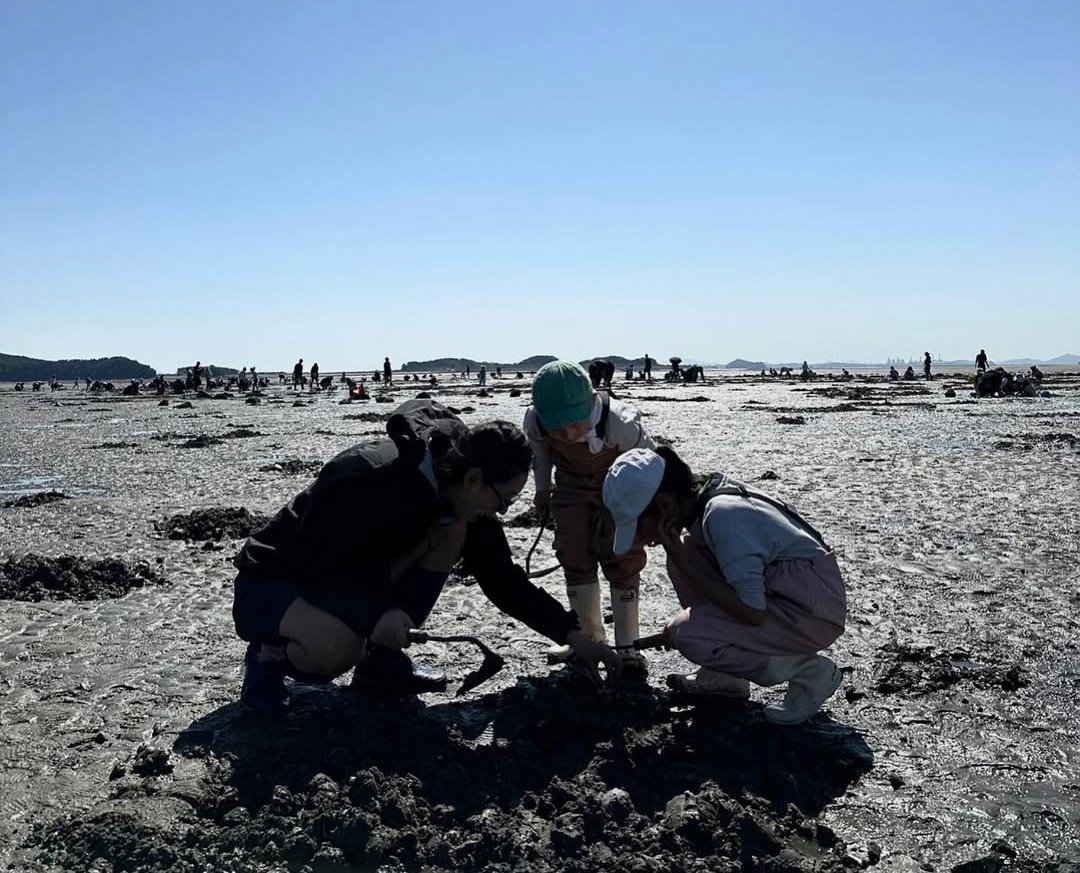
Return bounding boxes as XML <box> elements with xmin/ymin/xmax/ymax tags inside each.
<box><xmin>2</xmin><ymin>1</ymin><xmax>1077</xmax><ymax>371</ymax></box>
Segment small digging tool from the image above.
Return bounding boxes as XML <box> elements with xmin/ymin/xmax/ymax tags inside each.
<box><xmin>633</xmin><ymin>632</ymin><xmax>672</xmax><ymax>651</ymax></box>
<box><xmin>408</xmin><ymin>630</ymin><xmax>506</xmax><ymax>696</ymax></box>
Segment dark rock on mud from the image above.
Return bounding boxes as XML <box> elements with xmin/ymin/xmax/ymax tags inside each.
<box><xmin>221</xmin><ymin>428</ymin><xmax>263</xmax><ymax>439</ymax></box>
<box><xmin>175</xmin><ymin>401</ymin><xmax>194</xmax><ymax>409</ymax></box>
<box><xmin>156</xmin><ymin>507</ymin><xmax>271</xmax><ymax>542</ymax></box>
<box><xmin>92</xmin><ymin>441</ymin><xmax>140</xmax><ymax>449</ymax></box>
<box><xmin>2</xmin><ymin>490</ymin><xmax>69</xmax><ymax>509</ymax></box>
<box><xmin>776</xmin><ymin>416</ymin><xmax>807</xmax><ymax>425</ymax></box>
<box><xmin>0</xmin><ymin>554</ymin><xmax>167</xmax><ymax>602</ymax></box>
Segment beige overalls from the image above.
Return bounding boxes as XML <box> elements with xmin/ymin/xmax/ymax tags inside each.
<box><xmin>548</xmin><ymin>438</ymin><xmax>647</xmax><ymax>589</ymax></box>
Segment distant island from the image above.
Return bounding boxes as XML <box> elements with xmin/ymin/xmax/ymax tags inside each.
<box><xmin>402</xmin><ymin>354</ymin><xmax>675</xmax><ymax>373</ymax></box>
<box><xmin>401</xmin><ymin>355</ymin><xmax>558</xmax><ymax>373</ymax></box>
<box><xmin>0</xmin><ymin>353</ymin><xmax>156</xmax><ymax>382</ymax></box>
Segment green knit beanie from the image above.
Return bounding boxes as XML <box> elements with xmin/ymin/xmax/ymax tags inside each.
<box><xmin>531</xmin><ymin>361</ymin><xmax>594</xmax><ymax>430</ymax></box>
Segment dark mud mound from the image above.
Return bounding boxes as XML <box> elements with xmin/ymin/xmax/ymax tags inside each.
<box><xmin>2</xmin><ymin>490</ymin><xmax>69</xmax><ymax>509</ymax></box>
<box><xmin>0</xmin><ymin>555</ymin><xmax>167</xmax><ymax>602</ymax></box>
<box><xmin>776</xmin><ymin>416</ymin><xmax>807</xmax><ymax>425</ymax></box>
<box><xmin>221</xmin><ymin>428</ymin><xmax>264</xmax><ymax>439</ymax></box>
<box><xmin>994</xmin><ymin>432</ymin><xmax>1078</xmax><ymax>451</ymax></box>
<box><xmin>875</xmin><ymin>642</ymin><xmax>1027</xmax><ymax>695</ymax></box>
<box><xmin>342</xmin><ymin>411</ymin><xmax>392</xmax><ymax>422</ymax></box>
<box><xmin>258</xmin><ymin>459</ymin><xmax>323</xmax><ymax>476</ymax></box>
<box><xmin>157</xmin><ymin>508</ymin><xmax>271</xmax><ymax>542</ymax></box>
<box><xmin>91</xmin><ymin>441</ymin><xmax>140</xmax><ymax>450</ymax></box>
<box><xmin>34</xmin><ymin>678</ymin><xmax>874</xmax><ymax>872</ymax></box>
<box><xmin>506</xmin><ymin>506</ymin><xmax>556</xmax><ymax>530</ymax></box>
<box><xmin>180</xmin><ymin>435</ymin><xmax>224</xmax><ymax>449</ymax></box>
<box><xmin>638</xmin><ymin>395</ymin><xmax>712</xmax><ymax>403</ymax></box>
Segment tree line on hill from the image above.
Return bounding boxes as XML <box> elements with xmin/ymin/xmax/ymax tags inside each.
<box><xmin>0</xmin><ymin>353</ymin><xmax>156</xmax><ymax>382</ymax></box>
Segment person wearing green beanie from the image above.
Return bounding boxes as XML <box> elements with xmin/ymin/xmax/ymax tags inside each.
<box><xmin>524</xmin><ymin>360</ymin><xmax>655</xmax><ymax>678</ymax></box>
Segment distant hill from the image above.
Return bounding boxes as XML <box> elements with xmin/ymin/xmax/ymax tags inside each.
<box><xmin>0</xmin><ymin>353</ymin><xmax>156</xmax><ymax>382</ymax></box>
<box><xmin>401</xmin><ymin>355</ymin><xmax>557</xmax><ymax>373</ymax></box>
<box><xmin>725</xmin><ymin>359</ymin><xmax>769</xmax><ymax>370</ymax></box>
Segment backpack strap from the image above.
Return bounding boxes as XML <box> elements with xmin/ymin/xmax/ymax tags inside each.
<box><xmin>595</xmin><ymin>392</ymin><xmax>611</xmax><ymax>441</ymax></box>
<box><xmin>692</xmin><ymin>474</ymin><xmax>829</xmax><ymax>549</ymax></box>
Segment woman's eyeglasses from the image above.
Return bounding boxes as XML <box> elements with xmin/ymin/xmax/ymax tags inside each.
<box><xmin>488</xmin><ymin>483</ymin><xmax>517</xmax><ymax>514</ymax></box>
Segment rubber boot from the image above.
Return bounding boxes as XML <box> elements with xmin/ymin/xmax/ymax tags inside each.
<box><xmin>756</xmin><ymin>654</ymin><xmax>842</xmax><ymax>725</ymax></box>
<box><xmin>546</xmin><ymin>583</ymin><xmax>605</xmax><ymax>663</ymax></box>
<box><xmin>611</xmin><ymin>583</ymin><xmax>647</xmax><ymax>680</ymax></box>
<box><xmin>240</xmin><ymin>642</ymin><xmax>289</xmax><ymax>717</ymax></box>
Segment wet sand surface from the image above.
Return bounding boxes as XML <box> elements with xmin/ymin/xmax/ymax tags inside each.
<box><xmin>1</xmin><ymin>372</ymin><xmax>1078</xmax><ymax>872</ymax></box>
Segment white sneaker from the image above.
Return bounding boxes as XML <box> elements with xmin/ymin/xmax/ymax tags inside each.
<box><xmin>764</xmin><ymin>655</ymin><xmax>842</xmax><ymax>724</ymax></box>
<box><xmin>546</xmin><ymin>643</ymin><xmax>574</xmax><ymax>664</ymax></box>
<box><xmin>667</xmin><ymin>667</ymin><xmax>751</xmax><ymax>698</ymax></box>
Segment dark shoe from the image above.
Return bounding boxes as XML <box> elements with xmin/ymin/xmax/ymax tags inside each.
<box><xmin>240</xmin><ymin>642</ymin><xmax>289</xmax><ymax>717</ymax></box>
<box><xmin>350</xmin><ymin>647</ymin><xmax>447</xmax><ymax>694</ymax></box>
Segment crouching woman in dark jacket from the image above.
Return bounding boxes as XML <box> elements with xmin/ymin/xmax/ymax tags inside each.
<box><xmin>232</xmin><ymin>399</ymin><xmax>620</xmax><ymax>715</ymax></box>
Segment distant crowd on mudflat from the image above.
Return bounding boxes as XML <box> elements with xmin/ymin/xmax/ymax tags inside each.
<box><xmin>3</xmin><ymin>349</ymin><xmax>1062</xmax><ymax>400</ymax></box>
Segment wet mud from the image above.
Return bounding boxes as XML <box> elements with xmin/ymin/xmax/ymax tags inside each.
<box><xmin>2</xmin><ymin>371</ymin><xmax>1079</xmax><ymax>871</ymax></box>
<box><xmin>0</xmin><ymin>554</ymin><xmax>167</xmax><ymax>601</ymax></box>
<box><xmin>875</xmin><ymin>642</ymin><xmax>1028</xmax><ymax>696</ymax></box>
<box><xmin>32</xmin><ymin>679</ymin><xmax>875</xmax><ymax>873</ymax></box>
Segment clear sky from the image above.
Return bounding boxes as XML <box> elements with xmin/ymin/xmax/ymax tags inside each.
<box><xmin>2</xmin><ymin>1</ymin><xmax>1077</xmax><ymax>372</ymax></box>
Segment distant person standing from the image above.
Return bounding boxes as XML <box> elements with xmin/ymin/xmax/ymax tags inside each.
<box><xmin>975</xmin><ymin>349</ymin><xmax>988</xmax><ymax>373</ymax></box>
<box><xmin>383</xmin><ymin>357</ymin><xmax>393</xmax><ymax>384</ymax></box>
<box><xmin>643</xmin><ymin>353</ymin><xmax>653</xmax><ymax>381</ymax></box>
<box><xmin>310</xmin><ymin>362</ymin><xmax>320</xmax><ymax>392</ymax></box>
<box><xmin>292</xmin><ymin>359</ymin><xmax>304</xmax><ymax>390</ymax></box>
<box><xmin>250</xmin><ymin>366</ymin><xmax>258</xmax><ymax>391</ymax></box>
<box><xmin>923</xmin><ymin>352</ymin><xmax>932</xmax><ymax>381</ymax></box>
<box><xmin>478</xmin><ymin>365</ymin><xmax>487</xmax><ymax>386</ymax></box>
<box><xmin>191</xmin><ymin>361</ymin><xmax>204</xmax><ymax>389</ymax></box>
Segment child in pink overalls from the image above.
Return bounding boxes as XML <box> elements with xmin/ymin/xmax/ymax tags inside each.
<box><xmin>524</xmin><ymin>361</ymin><xmax>655</xmax><ymax>675</ymax></box>
<box><xmin>603</xmin><ymin>446</ymin><xmax>846</xmax><ymax>723</ymax></box>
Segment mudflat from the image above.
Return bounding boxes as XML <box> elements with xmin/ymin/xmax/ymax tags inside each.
<box><xmin>1</xmin><ymin>372</ymin><xmax>1078</xmax><ymax>872</ymax></box>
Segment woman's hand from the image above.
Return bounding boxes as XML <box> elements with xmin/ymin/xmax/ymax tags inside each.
<box><xmin>565</xmin><ymin>629</ymin><xmax>623</xmax><ymax>686</ymax></box>
<box><xmin>369</xmin><ymin>608</ymin><xmax>415</xmax><ymax>649</ymax></box>
<box><xmin>533</xmin><ymin>490</ymin><xmax>551</xmax><ymax>515</ymax></box>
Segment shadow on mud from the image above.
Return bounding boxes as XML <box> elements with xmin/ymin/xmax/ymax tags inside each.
<box><xmin>148</xmin><ymin>673</ymin><xmax>874</xmax><ymax>871</ymax></box>
<box><xmin>178</xmin><ymin>673</ymin><xmax>872</xmax><ymax>821</ymax></box>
